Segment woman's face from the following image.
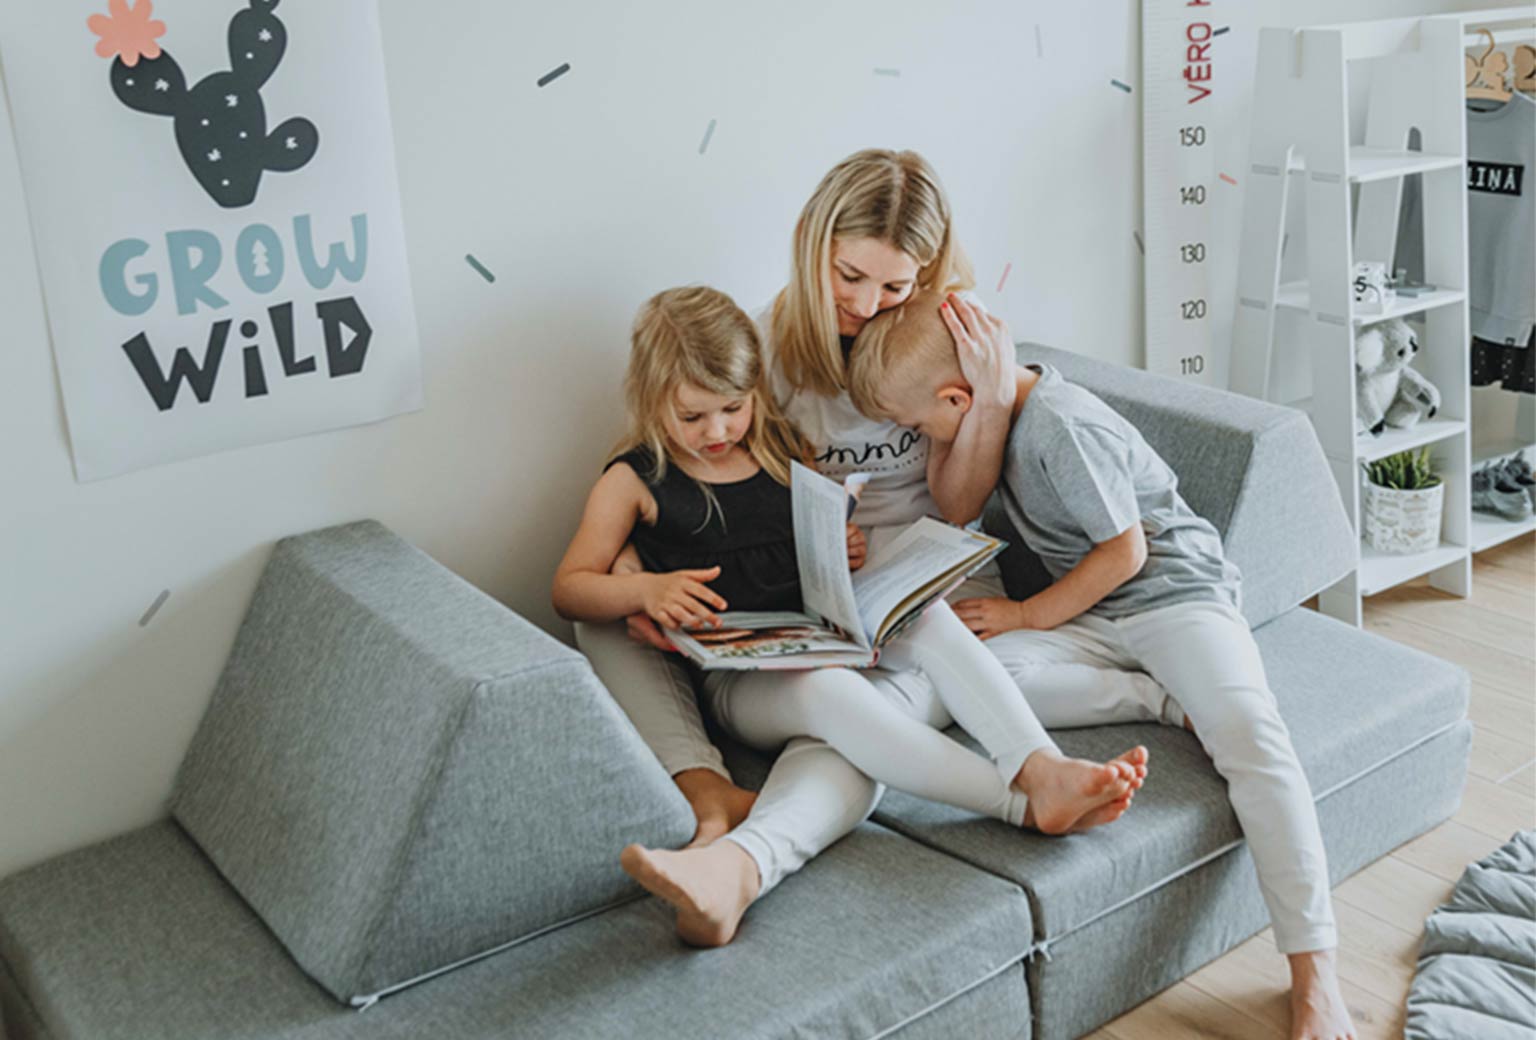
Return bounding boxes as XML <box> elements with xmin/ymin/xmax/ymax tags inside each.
<box><xmin>828</xmin><ymin>236</ymin><xmax>920</xmax><ymax>338</ymax></box>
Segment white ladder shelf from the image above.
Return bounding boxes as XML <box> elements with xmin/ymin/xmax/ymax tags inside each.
<box><xmin>1229</xmin><ymin>15</ymin><xmax>1473</xmax><ymax>627</ymax></box>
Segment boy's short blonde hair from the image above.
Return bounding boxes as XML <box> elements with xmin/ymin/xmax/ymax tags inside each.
<box><xmin>847</xmin><ymin>288</ymin><xmax>966</xmax><ymax>420</ymax></box>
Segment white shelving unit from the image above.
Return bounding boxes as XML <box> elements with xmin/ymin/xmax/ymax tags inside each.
<box><xmin>1229</xmin><ymin>14</ymin><xmax>1473</xmax><ymax>627</ymax></box>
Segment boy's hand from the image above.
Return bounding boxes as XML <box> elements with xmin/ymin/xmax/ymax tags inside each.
<box><xmin>643</xmin><ymin>568</ymin><xmax>728</xmax><ymax>630</ymax></box>
<box><xmin>847</xmin><ymin>523</ymin><xmax>868</xmax><ymax>570</ymax></box>
<box><xmin>943</xmin><ymin>293</ymin><xmax>1016</xmax><ymax>412</ymax></box>
<box><xmin>953</xmin><ymin>596</ymin><xmax>1035</xmax><ymax>640</ymax></box>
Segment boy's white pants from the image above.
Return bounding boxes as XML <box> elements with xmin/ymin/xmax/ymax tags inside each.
<box><xmin>986</xmin><ymin>598</ymin><xmax>1337</xmax><ymax>954</ymax></box>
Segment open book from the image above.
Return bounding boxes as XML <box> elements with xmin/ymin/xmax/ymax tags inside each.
<box><xmin>667</xmin><ymin>462</ymin><xmax>1005</xmax><ymax>670</ymax></box>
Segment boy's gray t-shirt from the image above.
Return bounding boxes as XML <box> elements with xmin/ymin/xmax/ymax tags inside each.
<box><xmin>999</xmin><ymin>364</ymin><xmax>1240</xmax><ymax>619</ymax></box>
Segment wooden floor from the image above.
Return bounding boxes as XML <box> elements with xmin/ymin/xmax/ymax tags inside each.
<box><xmin>1094</xmin><ymin>534</ymin><xmax>1535</xmax><ymax>1040</ymax></box>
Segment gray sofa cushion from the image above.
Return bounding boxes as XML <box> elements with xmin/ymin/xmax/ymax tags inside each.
<box><xmin>0</xmin><ymin>818</ymin><xmax>1034</xmax><ymax>1040</ymax></box>
<box><xmin>168</xmin><ymin>520</ymin><xmax>695</xmax><ymax>1004</ymax></box>
<box><xmin>1030</xmin><ymin>720</ymin><xmax>1472</xmax><ymax>1040</ymax></box>
<box><xmin>985</xmin><ymin>343</ymin><xmax>1357</xmax><ymax>629</ymax></box>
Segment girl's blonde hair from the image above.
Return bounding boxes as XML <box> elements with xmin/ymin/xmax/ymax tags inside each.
<box><xmin>771</xmin><ymin>148</ymin><xmax>975</xmax><ymax>397</ymax></box>
<box><xmin>619</xmin><ymin>286</ymin><xmax>808</xmax><ymax>498</ymax></box>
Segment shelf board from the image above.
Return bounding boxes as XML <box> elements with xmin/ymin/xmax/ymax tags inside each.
<box><xmin>1471</xmin><ymin>510</ymin><xmax>1536</xmax><ymax>553</ymax></box>
<box><xmin>1359</xmin><ymin>540</ymin><xmax>1467</xmax><ymax>597</ymax></box>
<box><xmin>1356</xmin><ymin>418</ymin><xmax>1467</xmax><ymax>462</ymax></box>
<box><xmin>1274</xmin><ymin>282</ymin><xmax>1465</xmax><ymax>323</ymax></box>
<box><xmin>1472</xmin><ymin>438</ymin><xmax>1535</xmax><ymax>467</ymax></box>
<box><xmin>1347</xmin><ymin>148</ymin><xmax>1462</xmax><ymax>183</ymax></box>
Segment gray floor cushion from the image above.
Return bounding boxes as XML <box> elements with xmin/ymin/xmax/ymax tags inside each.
<box><xmin>1406</xmin><ymin>829</ymin><xmax>1536</xmax><ymax>1040</ymax></box>
<box><xmin>0</xmin><ymin>818</ymin><xmax>1034</xmax><ymax>1040</ymax></box>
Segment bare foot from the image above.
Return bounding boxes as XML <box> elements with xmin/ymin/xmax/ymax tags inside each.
<box><xmin>1015</xmin><ymin>748</ymin><xmax>1138</xmax><ymax>835</ymax></box>
<box><xmin>620</xmin><ymin>841</ymin><xmax>761</xmax><ymax>947</ymax></box>
<box><xmin>1067</xmin><ymin>747</ymin><xmax>1150</xmax><ymax>832</ymax></box>
<box><xmin>1288</xmin><ymin>949</ymin><xmax>1356</xmax><ymax>1040</ymax></box>
<box><xmin>672</xmin><ymin>769</ymin><xmax>757</xmax><ymax>848</ymax></box>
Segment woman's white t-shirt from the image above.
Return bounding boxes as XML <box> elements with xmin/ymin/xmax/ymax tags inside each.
<box><xmin>755</xmin><ymin>306</ymin><xmax>939</xmax><ymax>530</ymax></box>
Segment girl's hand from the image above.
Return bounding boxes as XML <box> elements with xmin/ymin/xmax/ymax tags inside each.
<box><xmin>625</xmin><ymin>613</ymin><xmax>676</xmax><ymax>652</ymax></box>
<box><xmin>643</xmin><ymin>568</ymin><xmax>729</xmax><ymax>630</ymax></box>
<box><xmin>847</xmin><ymin>523</ymin><xmax>868</xmax><ymax>571</ymax></box>
<box><xmin>952</xmin><ymin>596</ymin><xmax>1032</xmax><ymax>640</ymax></box>
<box><xmin>942</xmin><ymin>293</ymin><xmax>1016</xmax><ymax>412</ymax></box>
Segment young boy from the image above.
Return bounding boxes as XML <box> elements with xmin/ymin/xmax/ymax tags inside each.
<box><xmin>846</xmin><ymin>289</ymin><xmax>1356</xmax><ymax>1040</ymax></box>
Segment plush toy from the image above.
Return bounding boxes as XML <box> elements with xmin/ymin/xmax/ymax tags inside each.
<box><xmin>1355</xmin><ymin>319</ymin><xmax>1440</xmax><ymax>435</ymax></box>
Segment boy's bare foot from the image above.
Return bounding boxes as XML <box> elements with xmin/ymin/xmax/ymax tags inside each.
<box><xmin>1015</xmin><ymin>747</ymin><xmax>1141</xmax><ymax>834</ymax></box>
<box><xmin>1288</xmin><ymin>949</ymin><xmax>1356</xmax><ymax>1040</ymax></box>
<box><xmin>620</xmin><ymin>841</ymin><xmax>761</xmax><ymax>947</ymax></box>
<box><xmin>673</xmin><ymin>769</ymin><xmax>757</xmax><ymax>848</ymax></box>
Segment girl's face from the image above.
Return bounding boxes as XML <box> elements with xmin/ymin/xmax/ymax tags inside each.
<box><xmin>665</xmin><ymin>381</ymin><xmax>755</xmax><ymax>459</ymax></box>
<box><xmin>829</xmin><ymin>236</ymin><xmax>921</xmax><ymax>337</ymax></box>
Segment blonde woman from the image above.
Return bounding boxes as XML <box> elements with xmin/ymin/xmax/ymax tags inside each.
<box><xmin>555</xmin><ymin>285</ymin><xmax>1145</xmax><ymax>946</ymax></box>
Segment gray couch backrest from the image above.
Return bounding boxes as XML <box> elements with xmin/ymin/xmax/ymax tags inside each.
<box><xmin>984</xmin><ymin>343</ymin><xmax>1355</xmax><ymax>629</ymax></box>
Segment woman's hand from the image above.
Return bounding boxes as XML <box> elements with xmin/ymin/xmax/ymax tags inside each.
<box><xmin>952</xmin><ymin>596</ymin><xmax>1037</xmax><ymax>640</ymax></box>
<box><xmin>847</xmin><ymin>523</ymin><xmax>868</xmax><ymax>571</ymax></box>
<box><xmin>642</xmin><ymin>568</ymin><xmax>729</xmax><ymax>631</ymax></box>
<box><xmin>942</xmin><ymin>293</ymin><xmax>1016</xmax><ymax>413</ymax></box>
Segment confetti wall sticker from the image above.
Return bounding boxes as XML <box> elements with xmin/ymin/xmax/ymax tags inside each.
<box><xmin>996</xmin><ymin>261</ymin><xmax>1012</xmax><ymax>292</ymax></box>
<box><xmin>1111</xmin><ymin>78</ymin><xmax>1133</xmax><ymax>93</ymax></box>
<box><xmin>1133</xmin><ymin>230</ymin><xmax>1145</xmax><ymax>255</ymax></box>
<box><xmin>698</xmin><ymin>118</ymin><xmax>716</xmax><ymax>155</ymax></box>
<box><xmin>1035</xmin><ymin>24</ymin><xmax>1043</xmax><ymax>58</ymax></box>
<box><xmin>92</xmin><ymin>0</ymin><xmax>318</xmax><ymax>209</ymax></box>
<box><xmin>465</xmin><ymin>254</ymin><xmax>495</xmax><ymax>282</ymax></box>
<box><xmin>537</xmin><ymin>62</ymin><xmax>570</xmax><ymax>87</ymax></box>
<box><xmin>1219</xmin><ymin>172</ymin><xmax>1237</xmax><ymax>186</ymax></box>
<box><xmin>873</xmin><ymin>67</ymin><xmax>900</xmax><ymax>77</ymax></box>
<box><xmin>1212</xmin><ymin>26</ymin><xmax>1230</xmax><ymax>36</ymax></box>
<box><xmin>138</xmin><ymin>588</ymin><xmax>170</xmax><ymax>626</ymax></box>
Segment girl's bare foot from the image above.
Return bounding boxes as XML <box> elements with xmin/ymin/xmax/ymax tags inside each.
<box><xmin>1015</xmin><ymin>747</ymin><xmax>1141</xmax><ymax>834</ymax></box>
<box><xmin>1067</xmin><ymin>747</ymin><xmax>1150</xmax><ymax>832</ymax></box>
<box><xmin>620</xmin><ymin>841</ymin><xmax>761</xmax><ymax>947</ymax></box>
<box><xmin>672</xmin><ymin>769</ymin><xmax>757</xmax><ymax>848</ymax></box>
<box><xmin>1288</xmin><ymin>949</ymin><xmax>1357</xmax><ymax>1040</ymax></box>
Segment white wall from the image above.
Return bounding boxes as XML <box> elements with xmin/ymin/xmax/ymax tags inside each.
<box><xmin>0</xmin><ymin>0</ymin><xmax>1488</xmax><ymax>875</ymax></box>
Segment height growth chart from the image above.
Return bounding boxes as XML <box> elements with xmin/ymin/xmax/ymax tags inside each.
<box><xmin>1142</xmin><ymin>0</ymin><xmax>1230</xmax><ymax>389</ymax></box>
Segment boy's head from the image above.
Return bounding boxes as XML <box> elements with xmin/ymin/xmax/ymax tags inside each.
<box><xmin>847</xmin><ymin>288</ymin><xmax>973</xmax><ymax>443</ymax></box>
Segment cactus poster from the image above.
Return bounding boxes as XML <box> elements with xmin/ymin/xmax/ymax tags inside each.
<box><xmin>0</xmin><ymin>0</ymin><xmax>422</xmax><ymax>481</ymax></box>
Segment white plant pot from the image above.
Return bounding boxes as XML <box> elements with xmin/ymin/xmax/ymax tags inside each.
<box><xmin>1362</xmin><ymin>481</ymin><xmax>1444</xmax><ymax>554</ymax></box>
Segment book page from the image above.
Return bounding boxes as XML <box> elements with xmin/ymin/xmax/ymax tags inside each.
<box><xmin>791</xmin><ymin>463</ymin><xmax>869</xmax><ymax>646</ymax></box>
<box><xmin>851</xmin><ymin>519</ymin><xmax>1002</xmax><ymax>639</ymax></box>
<box><xmin>667</xmin><ymin>611</ymin><xmax>871</xmax><ymax>670</ymax></box>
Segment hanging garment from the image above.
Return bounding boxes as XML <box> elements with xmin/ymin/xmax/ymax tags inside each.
<box><xmin>1465</xmin><ymin>94</ymin><xmax>1536</xmax><ymax>345</ymax></box>
<box><xmin>1471</xmin><ymin>327</ymin><xmax>1536</xmax><ymax>394</ymax></box>
<box><xmin>1397</xmin><ymin>94</ymin><xmax>1536</xmax><ymax>348</ymax></box>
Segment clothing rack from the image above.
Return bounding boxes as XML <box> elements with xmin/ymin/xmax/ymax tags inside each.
<box><xmin>1462</xmin><ymin>7</ymin><xmax>1536</xmax><ymax>552</ymax></box>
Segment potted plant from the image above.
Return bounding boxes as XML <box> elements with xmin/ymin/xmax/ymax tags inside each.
<box><xmin>1361</xmin><ymin>447</ymin><xmax>1444</xmax><ymax>554</ymax></box>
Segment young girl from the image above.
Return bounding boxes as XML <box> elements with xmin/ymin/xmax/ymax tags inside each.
<box><xmin>552</xmin><ymin>285</ymin><xmax>1148</xmax><ymax>945</ymax></box>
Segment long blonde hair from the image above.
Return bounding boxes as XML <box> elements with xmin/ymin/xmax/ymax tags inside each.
<box><xmin>619</xmin><ymin>287</ymin><xmax>808</xmax><ymax>502</ymax></box>
<box><xmin>771</xmin><ymin>148</ymin><xmax>974</xmax><ymax>397</ymax></box>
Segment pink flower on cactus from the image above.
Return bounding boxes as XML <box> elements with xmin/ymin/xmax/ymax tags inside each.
<box><xmin>87</xmin><ymin>0</ymin><xmax>167</xmax><ymax>68</ymax></box>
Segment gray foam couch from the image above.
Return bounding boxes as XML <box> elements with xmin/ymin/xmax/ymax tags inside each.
<box><xmin>0</xmin><ymin>344</ymin><xmax>1472</xmax><ymax>1040</ymax></box>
